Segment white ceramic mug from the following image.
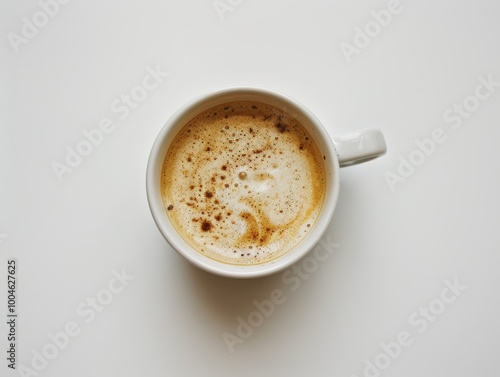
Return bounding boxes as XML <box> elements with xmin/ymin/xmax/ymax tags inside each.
<box><xmin>146</xmin><ymin>88</ymin><xmax>386</xmax><ymax>278</ymax></box>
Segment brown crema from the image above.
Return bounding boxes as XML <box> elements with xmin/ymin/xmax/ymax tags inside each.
<box><xmin>161</xmin><ymin>101</ymin><xmax>326</xmax><ymax>265</ymax></box>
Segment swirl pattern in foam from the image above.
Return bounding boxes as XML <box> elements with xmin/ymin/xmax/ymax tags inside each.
<box><xmin>161</xmin><ymin>101</ymin><xmax>326</xmax><ymax>265</ymax></box>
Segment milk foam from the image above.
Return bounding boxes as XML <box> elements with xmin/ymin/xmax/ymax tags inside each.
<box><xmin>161</xmin><ymin>101</ymin><xmax>326</xmax><ymax>265</ymax></box>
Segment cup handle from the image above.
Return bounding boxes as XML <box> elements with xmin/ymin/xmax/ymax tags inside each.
<box><xmin>332</xmin><ymin>128</ymin><xmax>387</xmax><ymax>167</ymax></box>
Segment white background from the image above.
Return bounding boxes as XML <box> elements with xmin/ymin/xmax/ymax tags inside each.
<box><xmin>1</xmin><ymin>0</ymin><xmax>500</xmax><ymax>376</ymax></box>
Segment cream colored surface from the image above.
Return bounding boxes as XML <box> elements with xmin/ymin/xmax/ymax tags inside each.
<box><xmin>1</xmin><ymin>0</ymin><xmax>500</xmax><ymax>376</ymax></box>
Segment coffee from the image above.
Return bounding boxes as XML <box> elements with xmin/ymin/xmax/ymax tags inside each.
<box><xmin>161</xmin><ymin>101</ymin><xmax>326</xmax><ymax>265</ymax></box>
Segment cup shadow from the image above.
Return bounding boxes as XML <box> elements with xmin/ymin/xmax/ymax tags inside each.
<box><xmin>184</xmin><ymin>260</ymin><xmax>285</xmax><ymax>330</ymax></box>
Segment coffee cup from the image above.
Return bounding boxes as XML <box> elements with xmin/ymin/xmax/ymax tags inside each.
<box><xmin>146</xmin><ymin>87</ymin><xmax>386</xmax><ymax>278</ymax></box>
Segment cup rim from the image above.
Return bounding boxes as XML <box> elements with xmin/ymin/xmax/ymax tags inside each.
<box><xmin>146</xmin><ymin>87</ymin><xmax>340</xmax><ymax>278</ymax></box>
